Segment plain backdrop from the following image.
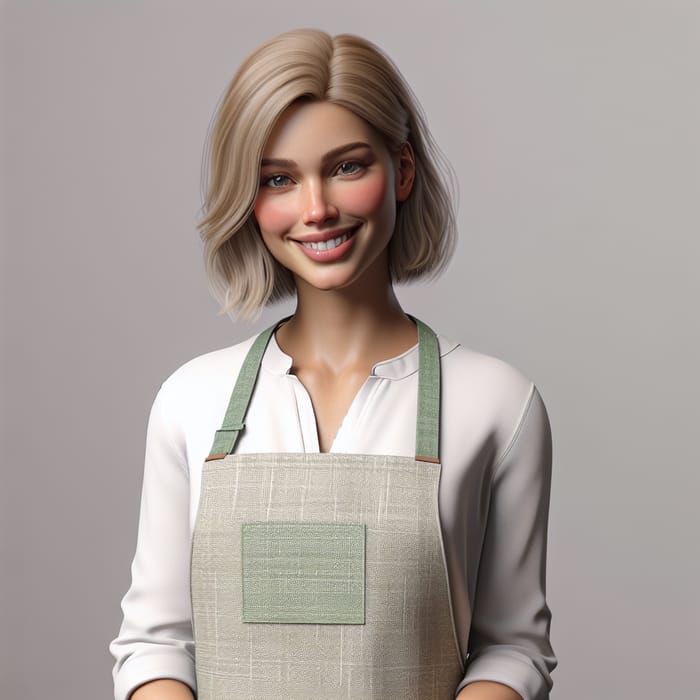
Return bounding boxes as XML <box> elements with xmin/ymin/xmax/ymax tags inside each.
<box><xmin>1</xmin><ymin>1</ymin><xmax>698</xmax><ymax>698</ymax></box>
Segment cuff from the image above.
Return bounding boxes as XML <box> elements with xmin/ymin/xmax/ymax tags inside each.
<box><xmin>455</xmin><ymin>650</ymin><xmax>552</xmax><ymax>700</ymax></box>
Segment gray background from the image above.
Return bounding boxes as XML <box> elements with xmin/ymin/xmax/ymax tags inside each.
<box><xmin>1</xmin><ymin>1</ymin><xmax>698</xmax><ymax>698</ymax></box>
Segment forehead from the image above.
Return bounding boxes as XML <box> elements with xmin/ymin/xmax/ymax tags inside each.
<box><xmin>261</xmin><ymin>101</ymin><xmax>387</xmax><ymax>159</ymax></box>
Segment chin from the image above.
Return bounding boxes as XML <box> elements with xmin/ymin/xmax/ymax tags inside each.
<box><xmin>305</xmin><ymin>277</ymin><xmax>354</xmax><ymax>292</ymax></box>
<box><xmin>296</xmin><ymin>269</ymin><xmax>361</xmax><ymax>293</ymax></box>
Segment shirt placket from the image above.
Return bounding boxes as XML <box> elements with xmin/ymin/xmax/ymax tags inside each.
<box><xmin>286</xmin><ymin>374</ymin><xmax>381</xmax><ymax>454</ymax></box>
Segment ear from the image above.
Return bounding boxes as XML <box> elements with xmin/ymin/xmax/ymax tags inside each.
<box><xmin>394</xmin><ymin>141</ymin><xmax>416</xmax><ymax>202</ymax></box>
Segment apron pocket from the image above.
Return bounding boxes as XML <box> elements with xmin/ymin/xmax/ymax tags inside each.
<box><xmin>241</xmin><ymin>522</ymin><xmax>365</xmax><ymax>624</ymax></box>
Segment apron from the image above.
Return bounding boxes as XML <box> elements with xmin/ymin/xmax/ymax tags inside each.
<box><xmin>190</xmin><ymin>317</ymin><xmax>464</xmax><ymax>699</ymax></box>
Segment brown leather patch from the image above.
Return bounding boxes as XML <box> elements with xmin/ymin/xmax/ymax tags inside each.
<box><xmin>204</xmin><ymin>452</ymin><xmax>228</xmax><ymax>462</ymax></box>
<box><xmin>415</xmin><ymin>455</ymin><xmax>440</xmax><ymax>464</ymax></box>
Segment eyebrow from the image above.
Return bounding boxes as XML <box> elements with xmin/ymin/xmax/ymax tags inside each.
<box><xmin>260</xmin><ymin>141</ymin><xmax>372</xmax><ymax>168</ymax></box>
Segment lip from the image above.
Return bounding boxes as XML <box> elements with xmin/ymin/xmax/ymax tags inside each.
<box><xmin>293</xmin><ymin>225</ymin><xmax>359</xmax><ymax>263</ymax></box>
<box><xmin>291</xmin><ymin>226</ymin><xmax>358</xmax><ymax>244</ymax></box>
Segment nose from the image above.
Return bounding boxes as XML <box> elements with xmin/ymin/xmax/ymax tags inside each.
<box><xmin>301</xmin><ymin>179</ymin><xmax>338</xmax><ymax>226</ymax></box>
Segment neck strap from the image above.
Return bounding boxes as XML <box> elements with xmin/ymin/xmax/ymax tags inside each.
<box><xmin>206</xmin><ymin>315</ymin><xmax>441</xmax><ymax>463</ymax></box>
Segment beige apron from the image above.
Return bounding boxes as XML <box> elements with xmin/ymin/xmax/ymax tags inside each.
<box><xmin>191</xmin><ymin>317</ymin><xmax>463</xmax><ymax>699</ymax></box>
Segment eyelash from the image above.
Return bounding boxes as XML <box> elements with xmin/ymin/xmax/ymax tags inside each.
<box><xmin>336</xmin><ymin>160</ymin><xmax>363</xmax><ymax>176</ymax></box>
<box><xmin>260</xmin><ymin>160</ymin><xmax>366</xmax><ymax>189</ymax></box>
<box><xmin>262</xmin><ymin>174</ymin><xmax>293</xmax><ymax>189</ymax></box>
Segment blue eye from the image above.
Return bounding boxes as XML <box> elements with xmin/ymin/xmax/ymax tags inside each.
<box><xmin>263</xmin><ymin>174</ymin><xmax>292</xmax><ymax>188</ymax></box>
<box><xmin>337</xmin><ymin>161</ymin><xmax>362</xmax><ymax>176</ymax></box>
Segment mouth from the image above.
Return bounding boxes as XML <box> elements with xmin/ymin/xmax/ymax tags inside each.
<box><xmin>291</xmin><ymin>225</ymin><xmax>360</xmax><ymax>262</ymax></box>
<box><xmin>293</xmin><ymin>226</ymin><xmax>359</xmax><ymax>252</ymax></box>
<box><xmin>300</xmin><ymin>231</ymin><xmax>353</xmax><ymax>252</ymax></box>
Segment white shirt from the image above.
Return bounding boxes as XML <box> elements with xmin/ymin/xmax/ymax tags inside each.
<box><xmin>110</xmin><ymin>328</ymin><xmax>557</xmax><ymax>700</ymax></box>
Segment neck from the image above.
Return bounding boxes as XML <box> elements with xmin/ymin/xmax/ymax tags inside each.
<box><xmin>276</xmin><ymin>261</ymin><xmax>417</xmax><ymax>373</ymax></box>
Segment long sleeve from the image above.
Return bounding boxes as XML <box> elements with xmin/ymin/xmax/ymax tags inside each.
<box><xmin>109</xmin><ymin>382</ymin><xmax>196</xmax><ymax>700</ymax></box>
<box><xmin>456</xmin><ymin>384</ymin><xmax>557</xmax><ymax>700</ymax></box>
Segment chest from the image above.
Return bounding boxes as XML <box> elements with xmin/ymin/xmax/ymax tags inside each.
<box><xmin>292</xmin><ymin>366</ymin><xmax>373</xmax><ymax>452</ymax></box>
<box><xmin>239</xmin><ymin>369</ymin><xmax>420</xmax><ymax>457</ymax></box>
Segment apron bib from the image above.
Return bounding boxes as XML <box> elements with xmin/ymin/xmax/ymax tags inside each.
<box><xmin>191</xmin><ymin>317</ymin><xmax>463</xmax><ymax>699</ymax></box>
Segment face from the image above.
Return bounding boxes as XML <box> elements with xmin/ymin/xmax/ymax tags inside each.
<box><xmin>253</xmin><ymin>100</ymin><xmax>414</xmax><ymax>293</ymax></box>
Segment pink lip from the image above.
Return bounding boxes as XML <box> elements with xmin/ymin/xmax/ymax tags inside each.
<box><xmin>293</xmin><ymin>226</ymin><xmax>359</xmax><ymax>263</ymax></box>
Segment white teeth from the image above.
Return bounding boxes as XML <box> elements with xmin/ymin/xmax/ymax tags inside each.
<box><xmin>301</xmin><ymin>231</ymin><xmax>351</xmax><ymax>251</ymax></box>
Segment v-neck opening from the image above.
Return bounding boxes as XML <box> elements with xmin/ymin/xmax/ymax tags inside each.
<box><xmin>287</xmin><ymin>371</ymin><xmax>375</xmax><ymax>454</ymax></box>
<box><xmin>270</xmin><ymin>331</ymin><xmax>419</xmax><ymax>455</ymax></box>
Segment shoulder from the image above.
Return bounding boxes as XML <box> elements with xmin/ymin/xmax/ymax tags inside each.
<box><xmin>439</xmin><ymin>337</ymin><xmax>534</xmax><ymax>405</ymax></box>
<box><xmin>153</xmin><ymin>332</ymin><xmax>260</xmax><ymax>421</ymax></box>
<box><xmin>143</xmin><ymin>332</ymin><xmax>266</xmax><ymax>465</ymax></box>
<box><xmin>436</xmin><ymin>333</ymin><xmax>545</xmax><ymax>462</ymax></box>
<box><xmin>163</xmin><ymin>333</ymin><xmax>256</xmax><ymax>389</ymax></box>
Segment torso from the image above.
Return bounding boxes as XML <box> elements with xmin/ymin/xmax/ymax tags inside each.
<box><xmin>113</xmin><ymin>323</ymin><xmax>551</xmax><ymax>696</ymax></box>
<box><xmin>189</xmin><ymin>317</ymin><xmax>466</xmax><ymax>699</ymax></box>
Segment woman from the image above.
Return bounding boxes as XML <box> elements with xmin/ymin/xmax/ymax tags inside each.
<box><xmin>111</xmin><ymin>29</ymin><xmax>556</xmax><ymax>700</ymax></box>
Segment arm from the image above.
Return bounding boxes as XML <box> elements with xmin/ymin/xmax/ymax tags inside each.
<box><xmin>131</xmin><ymin>679</ymin><xmax>195</xmax><ymax>700</ymax></box>
<box><xmin>109</xmin><ymin>382</ymin><xmax>197</xmax><ymax>700</ymax></box>
<box><xmin>457</xmin><ymin>681</ymin><xmax>523</xmax><ymax>699</ymax></box>
<box><xmin>456</xmin><ymin>385</ymin><xmax>556</xmax><ymax>700</ymax></box>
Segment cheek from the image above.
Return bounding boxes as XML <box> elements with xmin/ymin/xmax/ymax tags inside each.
<box><xmin>341</xmin><ymin>176</ymin><xmax>390</xmax><ymax>217</ymax></box>
<box><xmin>253</xmin><ymin>194</ymin><xmax>295</xmax><ymax>235</ymax></box>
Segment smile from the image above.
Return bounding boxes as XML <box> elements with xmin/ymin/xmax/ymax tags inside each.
<box><xmin>293</xmin><ymin>226</ymin><xmax>360</xmax><ymax>262</ymax></box>
<box><xmin>300</xmin><ymin>231</ymin><xmax>353</xmax><ymax>251</ymax></box>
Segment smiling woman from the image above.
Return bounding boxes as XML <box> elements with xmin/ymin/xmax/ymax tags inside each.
<box><xmin>196</xmin><ymin>29</ymin><xmax>455</xmax><ymax>321</ymax></box>
<box><xmin>110</xmin><ymin>28</ymin><xmax>557</xmax><ymax>700</ymax></box>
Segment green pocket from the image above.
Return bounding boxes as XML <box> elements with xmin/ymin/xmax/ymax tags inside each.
<box><xmin>241</xmin><ymin>522</ymin><xmax>365</xmax><ymax>624</ymax></box>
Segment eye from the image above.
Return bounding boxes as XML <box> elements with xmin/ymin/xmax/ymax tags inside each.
<box><xmin>336</xmin><ymin>161</ymin><xmax>363</xmax><ymax>176</ymax></box>
<box><xmin>261</xmin><ymin>174</ymin><xmax>293</xmax><ymax>188</ymax></box>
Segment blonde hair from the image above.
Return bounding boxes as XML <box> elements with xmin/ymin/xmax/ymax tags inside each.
<box><xmin>197</xmin><ymin>28</ymin><xmax>457</xmax><ymax>320</ymax></box>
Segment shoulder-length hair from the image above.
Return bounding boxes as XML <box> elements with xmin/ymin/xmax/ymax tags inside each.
<box><xmin>197</xmin><ymin>28</ymin><xmax>457</xmax><ymax>320</ymax></box>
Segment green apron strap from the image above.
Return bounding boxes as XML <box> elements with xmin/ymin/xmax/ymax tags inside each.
<box><xmin>408</xmin><ymin>316</ymin><xmax>441</xmax><ymax>464</ymax></box>
<box><xmin>205</xmin><ymin>317</ymin><xmax>289</xmax><ymax>461</ymax></box>
<box><xmin>206</xmin><ymin>315</ymin><xmax>441</xmax><ymax>463</ymax></box>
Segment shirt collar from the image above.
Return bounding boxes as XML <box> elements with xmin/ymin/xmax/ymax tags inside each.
<box><xmin>261</xmin><ymin>331</ymin><xmax>459</xmax><ymax>381</ymax></box>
